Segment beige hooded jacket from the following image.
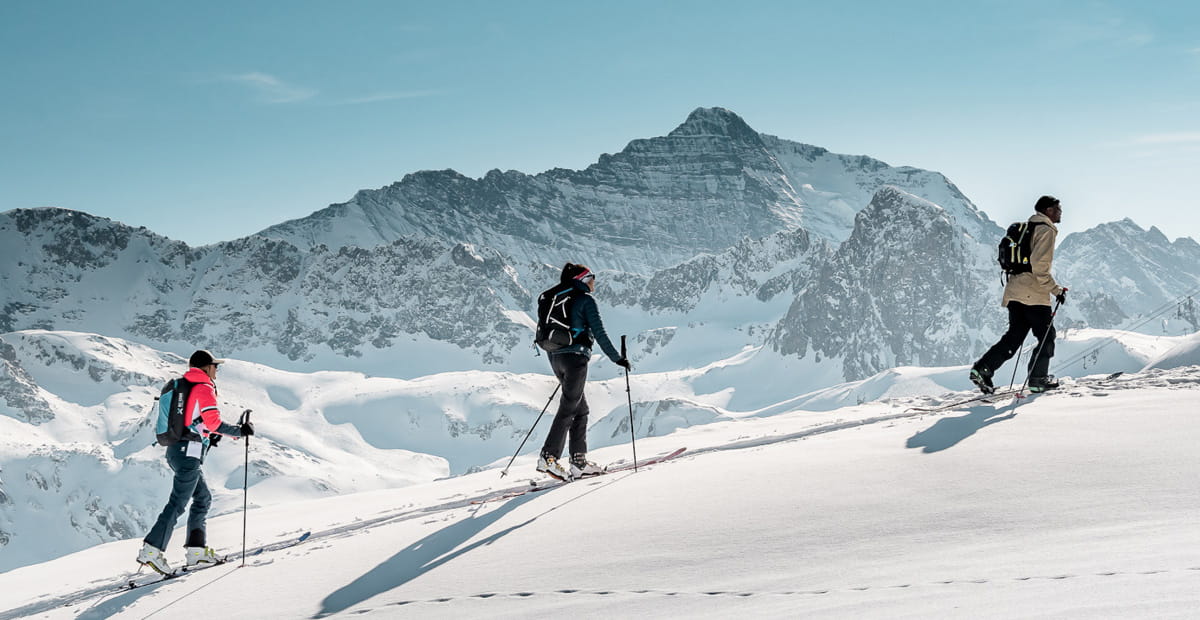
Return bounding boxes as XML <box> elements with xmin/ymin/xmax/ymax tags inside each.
<box><xmin>1002</xmin><ymin>212</ymin><xmax>1064</xmax><ymax>308</ymax></box>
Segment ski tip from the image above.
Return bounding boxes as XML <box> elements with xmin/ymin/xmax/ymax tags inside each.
<box><xmin>298</xmin><ymin>531</ymin><xmax>311</xmax><ymax>542</ymax></box>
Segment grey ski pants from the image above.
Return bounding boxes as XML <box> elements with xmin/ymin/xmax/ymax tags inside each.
<box><xmin>144</xmin><ymin>441</ymin><xmax>212</xmax><ymax>550</ymax></box>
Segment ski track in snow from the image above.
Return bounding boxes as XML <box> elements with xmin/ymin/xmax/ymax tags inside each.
<box><xmin>361</xmin><ymin>565</ymin><xmax>1200</xmax><ymax>610</ymax></box>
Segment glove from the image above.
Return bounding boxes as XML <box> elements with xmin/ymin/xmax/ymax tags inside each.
<box><xmin>1055</xmin><ymin>287</ymin><xmax>1068</xmax><ymax>305</ymax></box>
<box><xmin>240</xmin><ymin>422</ymin><xmax>255</xmax><ymax>437</ymax></box>
<box><xmin>208</xmin><ymin>433</ymin><xmax>221</xmax><ymax>448</ymax></box>
<box><xmin>615</xmin><ymin>358</ymin><xmax>632</xmax><ymax>370</ymax></box>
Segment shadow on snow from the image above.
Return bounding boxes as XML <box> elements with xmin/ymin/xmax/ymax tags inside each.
<box><xmin>906</xmin><ymin>401</ymin><xmax>1020</xmax><ymax>453</ymax></box>
<box><xmin>314</xmin><ymin>475</ymin><xmax>620</xmax><ymax>617</ymax></box>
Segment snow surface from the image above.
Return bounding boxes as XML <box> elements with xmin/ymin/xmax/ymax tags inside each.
<box><xmin>1</xmin><ymin>327</ymin><xmax>1195</xmax><ymax>574</ymax></box>
<box><xmin>1</xmin><ymin>365</ymin><xmax>1197</xmax><ymax>619</ymax></box>
<box><xmin>1144</xmin><ymin>330</ymin><xmax>1200</xmax><ymax>370</ymax></box>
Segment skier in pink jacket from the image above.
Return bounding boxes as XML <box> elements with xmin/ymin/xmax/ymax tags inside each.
<box><xmin>136</xmin><ymin>350</ymin><xmax>255</xmax><ymax>574</ymax></box>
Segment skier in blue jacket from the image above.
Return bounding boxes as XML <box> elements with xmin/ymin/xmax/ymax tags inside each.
<box><xmin>537</xmin><ymin>263</ymin><xmax>630</xmax><ymax>480</ymax></box>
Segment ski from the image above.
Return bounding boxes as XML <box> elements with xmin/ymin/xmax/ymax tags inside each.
<box><xmin>907</xmin><ymin>389</ymin><xmax>1020</xmax><ymax>413</ymax></box>
<box><xmin>602</xmin><ymin>446</ymin><xmax>687</xmax><ymax>474</ymax></box>
<box><xmin>909</xmin><ymin>371</ymin><xmax>1125</xmax><ymax>413</ymax></box>
<box><xmin>123</xmin><ymin>555</ymin><xmax>231</xmax><ymax>591</ymax></box>
<box><xmin>251</xmin><ymin>530</ymin><xmax>312</xmax><ymax>556</ymax></box>
<box><xmin>471</xmin><ymin>447</ymin><xmax>687</xmax><ymax>504</ymax></box>
<box><xmin>121</xmin><ymin>530</ymin><xmax>313</xmax><ymax>591</ymax></box>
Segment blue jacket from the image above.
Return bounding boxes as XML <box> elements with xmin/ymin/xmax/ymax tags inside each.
<box><xmin>553</xmin><ymin>279</ymin><xmax>622</xmax><ymax>362</ymax></box>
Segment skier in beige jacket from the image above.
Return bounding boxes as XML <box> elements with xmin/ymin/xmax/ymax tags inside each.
<box><xmin>971</xmin><ymin>195</ymin><xmax>1068</xmax><ymax>393</ymax></box>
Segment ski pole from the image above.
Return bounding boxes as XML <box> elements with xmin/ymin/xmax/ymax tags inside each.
<box><xmin>239</xmin><ymin>409</ymin><xmax>251</xmax><ymax>566</ymax></box>
<box><xmin>1007</xmin><ymin>344</ymin><xmax>1024</xmax><ymax>391</ymax></box>
<box><xmin>622</xmin><ymin>335</ymin><xmax>638</xmax><ymax>473</ymax></box>
<box><xmin>500</xmin><ymin>384</ymin><xmax>560</xmax><ymax>477</ymax></box>
<box><xmin>1017</xmin><ymin>297</ymin><xmax>1063</xmax><ymax>397</ymax></box>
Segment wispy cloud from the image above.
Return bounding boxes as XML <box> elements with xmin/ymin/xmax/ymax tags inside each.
<box><xmin>1129</xmin><ymin>132</ymin><xmax>1200</xmax><ymax>145</ymax></box>
<box><xmin>1032</xmin><ymin>7</ymin><xmax>1154</xmax><ymax>51</ymax></box>
<box><xmin>222</xmin><ymin>72</ymin><xmax>317</xmax><ymax>104</ymax></box>
<box><xmin>1062</xmin><ymin>17</ymin><xmax>1154</xmax><ymax>48</ymax></box>
<box><xmin>327</xmin><ymin>90</ymin><xmax>444</xmax><ymax>106</ymax></box>
<box><xmin>1107</xmin><ymin>132</ymin><xmax>1200</xmax><ymax>159</ymax></box>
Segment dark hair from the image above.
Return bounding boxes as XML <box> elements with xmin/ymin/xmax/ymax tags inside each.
<box><xmin>1034</xmin><ymin>195</ymin><xmax>1060</xmax><ymax>213</ymax></box>
<box><xmin>560</xmin><ymin>262</ymin><xmax>591</xmax><ymax>283</ymax></box>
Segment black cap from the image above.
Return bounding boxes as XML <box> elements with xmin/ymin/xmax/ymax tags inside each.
<box><xmin>1034</xmin><ymin>195</ymin><xmax>1060</xmax><ymax>213</ymax></box>
<box><xmin>560</xmin><ymin>262</ymin><xmax>591</xmax><ymax>283</ymax></box>
<box><xmin>188</xmin><ymin>350</ymin><xmax>225</xmax><ymax>368</ymax></box>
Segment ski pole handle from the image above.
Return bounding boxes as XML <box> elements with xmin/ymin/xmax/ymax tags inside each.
<box><xmin>621</xmin><ymin>335</ymin><xmax>627</xmax><ymax>359</ymax></box>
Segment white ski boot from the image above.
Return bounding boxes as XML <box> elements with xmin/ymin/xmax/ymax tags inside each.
<box><xmin>137</xmin><ymin>542</ymin><xmax>172</xmax><ymax>575</ymax></box>
<box><xmin>536</xmin><ymin>454</ymin><xmax>573</xmax><ymax>481</ymax></box>
<box><xmin>570</xmin><ymin>454</ymin><xmax>604</xmax><ymax>478</ymax></box>
<box><xmin>185</xmin><ymin>546</ymin><xmax>221</xmax><ymax>567</ymax></box>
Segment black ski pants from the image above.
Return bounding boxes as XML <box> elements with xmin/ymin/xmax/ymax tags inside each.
<box><xmin>540</xmin><ymin>352</ymin><xmax>590</xmax><ymax>459</ymax></box>
<box><xmin>976</xmin><ymin>301</ymin><xmax>1056</xmax><ymax>379</ymax></box>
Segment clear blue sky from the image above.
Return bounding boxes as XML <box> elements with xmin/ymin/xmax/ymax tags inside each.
<box><xmin>3</xmin><ymin>1</ymin><xmax>1198</xmax><ymax>246</ymax></box>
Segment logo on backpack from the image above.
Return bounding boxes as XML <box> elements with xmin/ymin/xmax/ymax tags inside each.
<box><xmin>154</xmin><ymin>378</ymin><xmax>200</xmax><ymax>446</ymax></box>
<box><xmin>534</xmin><ymin>285</ymin><xmax>591</xmax><ymax>352</ymax></box>
<box><xmin>998</xmin><ymin>221</ymin><xmax>1044</xmax><ymax>277</ymax></box>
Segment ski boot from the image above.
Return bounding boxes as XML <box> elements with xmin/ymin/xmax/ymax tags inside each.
<box><xmin>536</xmin><ymin>454</ymin><xmax>573</xmax><ymax>481</ymax></box>
<box><xmin>1028</xmin><ymin>375</ymin><xmax>1060</xmax><ymax>393</ymax></box>
<box><xmin>570</xmin><ymin>453</ymin><xmax>604</xmax><ymax>478</ymax></box>
<box><xmin>185</xmin><ymin>546</ymin><xmax>222</xmax><ymax>567</ymax></box>
<box><xmin>137</xmin><ymin>542</ymin><xmax>172</xmax><ymax>575</ymax></box>
<box><xmin>969</xmin><ymin>364</ymin><xmax>995</xmax><ymax>395</ymax></box>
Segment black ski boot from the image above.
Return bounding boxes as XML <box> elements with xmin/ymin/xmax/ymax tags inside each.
<box><xmin>1028</xmin><ymin>375</ymin><xmax>1060</xmax><ymax>393</ymax></box>
<box><xmin>969</xmin><ymin>364</ymin><xmax>995</xmax><ymax>395</ymax></box>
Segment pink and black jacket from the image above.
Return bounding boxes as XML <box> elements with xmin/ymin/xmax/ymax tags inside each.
<box><xmin>181</xmin><ymin>367</ymin><xmax>242</xmax><ymax>452</ymax></box>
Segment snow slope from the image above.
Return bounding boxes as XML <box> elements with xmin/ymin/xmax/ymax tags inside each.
<box><xmin>1</xmin><ymin>327</ymin><xmax>1193</xmax><ymax>572</ymax></box>
<box><xmin>1144</xmin><ymin>330</ymin><xmax>1200</xmax><ymax>370</ymax></box>
<box><xmin>1</xmin><ymin>365</ymin><xmax>1197</xmax><ymax>619</ymax></box>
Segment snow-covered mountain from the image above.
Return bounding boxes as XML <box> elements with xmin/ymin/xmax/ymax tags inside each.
<box><xmin>769</xmin><ymin>187</ymin><xmax>1000</xmax><ymax>379</ymax></box>
<box><xmin>257</xmin><ymin>107</ymin><xmax>996</xmax><ymax>270</ymax></box>
<box><xmin>3</xmin><ymin>108</ymin><xmax>1197</xmax><ymax>383</ymax></box>
<box><xmin>0</xmin><ymin>208</ymin><xmax>537</xmax><ymax>373</ymax></box>
<box><xmin>1057</xmin><ymin>218</ymin><xmax>1200</xmax><ymax>326</ymax></box>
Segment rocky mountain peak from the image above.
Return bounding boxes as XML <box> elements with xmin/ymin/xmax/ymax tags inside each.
<box><xmin>667</xmin><ymin>107</ymin><xmax>763</xmax><ymax>144</ymax></box>
<box><xmin>860</xmin><ymin>186</ymin><xmax>942</xmax><ymax>218</ymax></box>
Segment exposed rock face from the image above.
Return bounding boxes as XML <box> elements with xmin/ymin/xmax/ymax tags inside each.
<box><xmin>770</xmin><ymin>187</ymin><xmax>1001</xmax><ymax>379</ymax></box>
<box><xmin>1056</xmin><ymin>218</ymin><xmax>1200</xmax><ymax>323</ymax></box>
<box><xmin>257</xmin><ymin>107</ymin><xmax>992</xmax><ymax>271</ymax></box>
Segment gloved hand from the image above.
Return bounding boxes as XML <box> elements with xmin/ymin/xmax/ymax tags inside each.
<box><xmin>240</xmin><ymin>422</ymin><xmax>255</xmax><ymax>437</ymax></box>
<box><xmin>616</xmin><ymin>358</ymin><xmax>632</xmax><ymax>370</ymax></box>
<box><xmin>208</xmin><ymin>433</ymin><xmax>221</xmax><ymax>448</ymax></box>
<box><xmin>1055</xmin><ymin>287</ymin><xmax>1069</xmax><ymax>305</ymax></box>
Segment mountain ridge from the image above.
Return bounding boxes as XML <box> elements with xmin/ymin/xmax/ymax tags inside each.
<box><xmin>2</xmin><ymin>108</ymin><xmax>1198</xmax><ymax>377</ymax></box>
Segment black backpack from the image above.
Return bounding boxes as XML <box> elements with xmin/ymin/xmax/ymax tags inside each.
<box><xmin>154</xmin><ymin>378</ymin><xmax>200</xmax><ymax>446</ymax></box>
<box><xmin>535</xmin><ymin>285</ymin><xmax>591</xmax><ymax>352</ymax></box>
<box><xmin>998</xmin><ymin>221</ymin><xmax>1044</xmax><ymax>276</ymax></box>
